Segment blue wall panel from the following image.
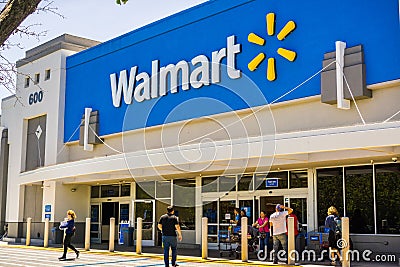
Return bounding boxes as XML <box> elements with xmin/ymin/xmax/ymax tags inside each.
<box><xmin>65</xmin><ymin>0</ymin><xmax>400</xmax><ymax>141</ymax></box>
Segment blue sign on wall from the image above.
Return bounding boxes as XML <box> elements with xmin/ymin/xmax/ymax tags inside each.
<box><xmin>266</xmin><ymin>178</ymin><xmax>279</xmax><ymax>188</ymax></box>
<box><xmin>45</xmin><ymin>213</ymin><xmax>51</xmax><ymax>220</ymax></box>
<box><xmin>65</xmin><ymin>0</ymin><xmax>400</xmax><ymax>141</ymax></box>
<box><xmin>45</xmin><ymin>205</ymin><xmax>51</xmax><ymax>213</ymax></box>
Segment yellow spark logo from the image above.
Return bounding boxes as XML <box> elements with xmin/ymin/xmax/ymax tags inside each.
<box><xmin>248</xmin><ymin>13</ymin><xmax>297</xmax><ymax>81</ymax></box>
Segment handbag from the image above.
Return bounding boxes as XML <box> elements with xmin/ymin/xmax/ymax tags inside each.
<box><xmin>259</xmin><ymin>231</ymin><xmax>267</xmax><ymax>239</ymax></box>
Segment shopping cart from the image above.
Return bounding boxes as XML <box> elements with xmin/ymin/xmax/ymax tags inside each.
<box><xmin>218</xmin><ymin>228</ymin><xmax>235</xmax><ymax>257</ymax></box>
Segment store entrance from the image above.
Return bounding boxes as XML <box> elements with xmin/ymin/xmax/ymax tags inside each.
<box><xmin>259</xmin><ymin>196</ymin><xmax>308</xmax><ymax>231</ymax></box>
<box><xmin>101</xmin><ymin>202</ymin><xmax>119</xmax><ymax>242</ymax></box>
<box><xmin>260</xmin><ymin>196</ymin><xmax>284</xmax><ymax>218</ymax></box>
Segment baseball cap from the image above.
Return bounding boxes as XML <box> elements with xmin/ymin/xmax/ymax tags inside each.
<box><xmin>276</xmin><ymin>204</ymin><xmax>284</xmax><ymax>212</ymax></box>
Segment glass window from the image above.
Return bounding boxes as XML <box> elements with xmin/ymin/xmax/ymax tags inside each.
<box><xmin>238</xmin><ymin>174</ymin><xmax>253</xmax><ymax>191</ymax></box>
<box><xmin>25</xmin><ymin>77</ymin><xmax>30</xmax><ymax>88</ymax></box>
<box><xmin>256</xmin><ymin>171</ymin><xmax>288</xmax><ymax>190</ymax></box>
<box><xmin>317</xmin><ymin>168</ymin><xmax>344</xmax><ymax>228</ymax></box>
<box><xmin>375</xmin><ymin>164</ymin><xmax>400</xmax><ymax>234</ymax></box>
<box><xmin>219</xmin><ymin>200</ymin><xmax>236</xmax><ymax>223</ymax></box>
<box><xmin>239</xmin><ymin>199</ymin><xmax>255</xmax><ymax>222</ymax></box>
<box><xmin>203</xmin><ymin>201</ymin><xmax>217</xmax><ymax>223</ymax></box>
<box><xmin>45</xmin><ymin>69</ymin><xmax>51</xmax><ymax>80</ymax></box>
<box><xmin>120</xmin><ymin>204</ymin><xmax>129</xmax><ymax>221</ymax></box>
<box><xmin>101</xmin><ymin>185</ymin><xmax>119</xmax><ymax>198</ymax></box>
<box><xmin>34</xmin><ymin>73</ymin><xmax>40</xmax><ymax>84</ymax></box>
<box><xmin>219</xmin><ymin>175</ymin><xmax>236</xmax><ymax>193</ymax></box>
<box><xmin>173</xmin><ymin>179</ymin><xmax>195</xmax><ymax>230</ymax></box>
<box><xmin>174</xmin><ymin>206</ymin><xmax>195</xmax><ymax>230</ymax></box>
<box><xmin>91</xmin><ymin>186</ymin><xmax>100</xmax><ymax>198</ymax></box>
<box><xmin>156</xmin><ymin>180</ymin><xmax>171</xmax><ymax>198</ymax></box>
<box><xmin>345</xmin><ymin>166</ymin><xmax>374</xmax><ymax>234</ymax></box>
<box><xmin>290</xmin><ymin>170</ymin><xmax>308</xmax><ymax>188</ymax></box>
<box><xmin>136</xmin><ymin>181</ymin><xmax>154</xmax><ymax>199</ymax></box>
<box><xmin>202</xmin><ymin>176</ymin><xmax>218</xmax><ymax>192</ymax></box>
<box><xmin>290</xmin><ymin>198</ymin><xmax>307</xmax><ymax>227</ymax></box>
<box><xmin>173</xmin><ymin>179</ymin><xmax>195</xmax><ymax>206</ymax></box>
<box><xmin>121</xmin><ymin>184</ymin><xmax>131</xmax><ymax>197</ymax></box>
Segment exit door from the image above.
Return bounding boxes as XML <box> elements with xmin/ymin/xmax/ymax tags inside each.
<box><xmin>133</xmin><ymin>200</ymin><xmax>155</xmax><ymax>246</ymax></box>
<box><xmin>90</xmin><ymin>204</ymin><xmax>101</xmax><ymax>244</ymax></box>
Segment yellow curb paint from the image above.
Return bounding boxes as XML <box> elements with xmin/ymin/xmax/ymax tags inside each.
<box><xmin>3</xmin><ymin>245</ymin><xmax>301</xmax><ymax>266</ymax></box>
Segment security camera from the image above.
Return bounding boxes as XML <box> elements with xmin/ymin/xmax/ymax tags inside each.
<box><xmin>392</xmin><ymin>157</ymin><xmax>398</xmax><ymax>162</ymax></box>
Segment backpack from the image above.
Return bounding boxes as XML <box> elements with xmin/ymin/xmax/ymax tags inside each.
<box><xmin>334</xmin><ymin>217</ymin><xmax>341</xmax><ymax>240</ymax></box>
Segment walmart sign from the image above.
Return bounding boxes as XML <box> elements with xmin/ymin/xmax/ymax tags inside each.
<box><xmin>65</xmin><ymin>0</ymin><xmax>400</xmax><ymax>141</ymax></box>
<box><xmin>110</xmin><ymin>36</ymin><xmax>241</xmax><ymax>107</ymax></box>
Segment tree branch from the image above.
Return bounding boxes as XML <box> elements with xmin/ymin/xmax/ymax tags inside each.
<box><xmin>0</xmin><ymin>0</ymin><xmax>43</xmax><ymax>47</ymax></box>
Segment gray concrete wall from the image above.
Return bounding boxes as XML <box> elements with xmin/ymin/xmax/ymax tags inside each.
<box><xmin>0</xmin><ymin>129</ymin><xmax>9</xmax><ymax>235</ymax></box>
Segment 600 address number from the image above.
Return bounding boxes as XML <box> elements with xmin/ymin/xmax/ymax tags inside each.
<box><xmin>28</xmin><ymin>91</ymin><xmax>43</xmax><ymax>105</ymax></box>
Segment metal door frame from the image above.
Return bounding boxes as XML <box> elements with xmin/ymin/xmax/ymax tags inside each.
<box><xmin>132</xmin><ymin>199</ymin><xmax>155</xmax><ymax>246</ymax></box>
<box><xmin>90</xmin><ymin>203</ymin><xmax>101</xmax><ymax>244</ymax></box>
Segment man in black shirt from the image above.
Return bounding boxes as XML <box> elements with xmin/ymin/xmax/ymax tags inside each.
<box><xmin>158</xmin><ymin>206</ymin><xmax>182</xmax><ymax>267</ymax></box>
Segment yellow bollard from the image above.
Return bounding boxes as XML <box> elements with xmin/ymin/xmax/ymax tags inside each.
<box><xmin>241</xmin><ymin>217</ymin><xmax>248</xmax><ymax>262</ymax></box>
<box><xmin>85</xmin><ymin>217</ymin><xmax>91</xmax><ymax>251</ymax></box>
<box><xmin>342</xmin><ymin>217</ymin><xmax>350</xmax><ymax>267</ymax></box>
<box><xmin>43</xmin><ymin>218</ymin><xmax>49</xmax><ymax>248</ymax></box>
<box><xmin>109</xmin><ymin>217</ymin><xmax>115</xmax><ymax>252</ymax></box>
<box><xmin>136</xmin><ymin>217</ymin><xmax>143</xmax><ymax>254</ymax></box>
<box><xmin>202</xmin><ymin>217</ymin><xmax>208</xmax><ymax>259</ymax></box>
<box><xmin>26</xmin><ymin>217</ymin><xmax>32</xmax><ymax>246</ymax></box>
<box><xmin>287</xmin><ymin>216</ymin><xmax>295</xmax><ymax>265</ymax></box>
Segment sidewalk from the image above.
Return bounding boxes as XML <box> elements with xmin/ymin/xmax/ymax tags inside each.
<box><xmin>2</xmin><ymin>241</ymin><xmax>399</xmax><ymax>267</ymax></box>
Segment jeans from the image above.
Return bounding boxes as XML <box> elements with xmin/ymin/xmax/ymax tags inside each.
<box><xmin>259</xmin><ymin>232</ymin><xmax>270</xmax><ymax>253</ymax></box>
<box><xmin>272</xmin><ymin>233</ymin><xmax>287</xmax><ymax>262</ymax></box>
<box><xmin>62</xmin><ymin>233</ymin><xmax>78</xmax><ymax>257</ymax></box>
<box><xmin>162</xmin><ymin>235</ymin><xmax>177</xmax><ymax>267</ymax></box>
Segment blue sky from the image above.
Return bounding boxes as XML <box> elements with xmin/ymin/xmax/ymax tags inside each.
<box><xmin>0</xmin><ymin>0</ymin><xmax>207</xmax><ymax>103</ymax></box>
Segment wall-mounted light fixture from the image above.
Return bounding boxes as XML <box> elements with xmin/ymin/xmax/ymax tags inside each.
<box><xmin>71</xmin><ymin>188</ymin><xmax>77</xmax><ymax>192</ymax></box>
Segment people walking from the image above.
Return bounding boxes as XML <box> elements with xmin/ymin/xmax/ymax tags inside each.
<box><xmin>230</xmin><ymin>208</ymin><xmax>241</xmax><ymax>233</ymax></box>
<box><xmin>325</xmin><ymin>206</ymin><xmax>341</xmax><ymax>265</ymax></box>
<box><xmin>158</xmin><ymin>206</ymin><xmax>182</xmax><ymax>267</ymax></box>
<box><xmin>58</xmin><ymin>210</ymin><xmax>79</xmax><ymax>261</ymax></box>
<box><xmin>269</xmin><ymin>204</ymin><xmax>293</xmax><ymax>264</ymax></box>
<box><xmin>253</xmin><ymin>211</ymin><xmax>271</xmax><ymax>256</ymax></box>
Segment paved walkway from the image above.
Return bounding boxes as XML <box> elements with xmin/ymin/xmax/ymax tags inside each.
<box><xmin>0</xmin><ymin>244</ymin><xmax>398</xmax><ymax>267</ymax></box>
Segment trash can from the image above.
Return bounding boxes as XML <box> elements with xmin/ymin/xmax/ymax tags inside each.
<box><xmin>123</xmin><ymin>227</ymin><xmax>134</xmax><ymax>246</ymax></box>
<box><xmin>51</xmin><ymin>227</ymin><xmax>64</xmax><ymax>244</ymax></box>
<box><xmin>119</xmin><ymin>222</ymin><xmax>129</xmax><ymax>245</ymax></box>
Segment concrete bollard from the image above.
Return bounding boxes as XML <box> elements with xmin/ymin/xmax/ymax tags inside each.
<box><xmin>85</xmin><ymin>217</ymin><xmax>91</xmax><ymax>251</ymax></box>
<box><xmin>26</xmin><ymin>217</ymin><xmax>32</xmax><ymax>246</ymax></box>
<box><xmin>136</xmin><ymin>217</ymin><xmax>143</xmax><ymax>254</ymax></box>
<box><xmin>43</xmin><ymin>218</ymin><xmax>49</xmax><ymax>248</ymax></box>
<box><xmin>342</xmin><ymin>217</ymin><xmax>350</xmax><ymax>267</ymax></box>
<box><xmin>202</xmin><ymin>217</ymin><xmax>208</xmax><ymax>259</ymax></box>
<box><xmin>287</xmin><ymin>216</ymin><xmax>295</xmax><ymax>265</ymax></box>
<box><xmin>109</xmin><ymin>217</ymin><xmax>115</xmax><ymax>252</ymax></box>
<box><xmin>241</xmin><ymin>216</ymin><xmax>248</xmax><ymax>262</ymax></box>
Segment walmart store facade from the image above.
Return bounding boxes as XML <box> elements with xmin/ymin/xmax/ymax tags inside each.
<box><xmin>1</xmin><ymin>0</ymin><xmax>400</xmax><ymax>253</ymax></box>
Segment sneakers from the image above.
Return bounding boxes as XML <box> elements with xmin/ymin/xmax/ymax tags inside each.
<box><xmin>58</xmin><ymin>256</ymin><xmax>66</xmax><ymax>261</ymax></box>
<box><xmin>76</xmin><ymin>251</ymin><xmax>80</xmax><ymax>259</ymax></box>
